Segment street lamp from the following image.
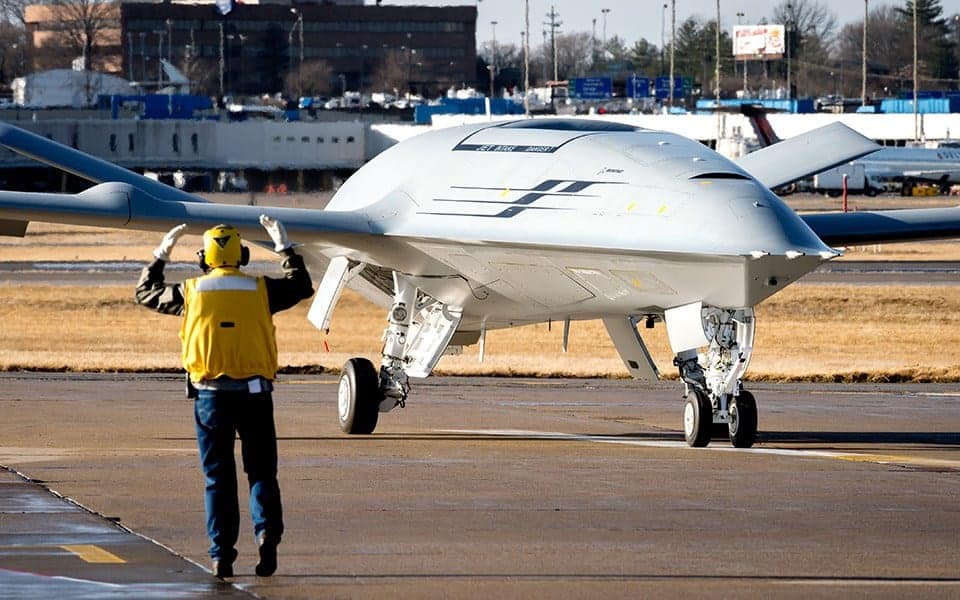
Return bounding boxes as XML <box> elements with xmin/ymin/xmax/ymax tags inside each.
<box><xmin>126</xmin><ymin>33</ymin><xmax>133</xmax><ymax>80</ymax></box>
<box><xmin>601</xmin><ymin>8</ymin><xmax>610</xmax><ymax>48</ymax></box>
<box><xmin>165</xmin><ymin>18</ymin><xmax>172</xmax><ymax>63</ymax></box>
<box><xmin>218</xmin><ymin>22</ymin><xmax>224</xmax><ymax>100</ymax></box>
<box><xmin>139</xmin><ymin>32</ymin><xmax>146</xmax><ymax>83</ymax></box>
<box><xmin>786</xmin><ymin>3</ymin><xmax>793</xmax><ymax>100</ymax></box>
<box><xmin>861</xmin><ymin>0</ymin><xmax>868</xmax><ymax>107</ymax></box>
<box><xmin>737</xmin><ymin>12</ymin><xmax>747</xmax><ymax>96</ymax></box>
<box><xmin>490</xmin><ymin>20</ymin><xmax>498</xmax><ymax>98</ymax></box>
<box><xmin>660</xmin><ymin>3</ymin><xmax>667</xmax><ymax>75</ymax></box>
<box><xmin>226</xmin><ymin>34</ymin><xmax>234</xmax><ymax>94</ymax></box>
<box><xmin>290</xmin><ymin>8</ymin><xmax>304</xmax><ymax>100</ymax></box>
<box><xmin>155</xmin><ymin>30</ymin><xmax>165</xmax><ymax>85</ymax></box>
<box><xmin>238</xmin><ymin>34</ymin><xmax>246</xmax><ymax>95</ymax></box>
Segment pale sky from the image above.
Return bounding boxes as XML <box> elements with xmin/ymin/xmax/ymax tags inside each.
<box><xmin>374</xmin><ymin>0</ymin><xmax>960</xmax><ymax>49</ymax></box>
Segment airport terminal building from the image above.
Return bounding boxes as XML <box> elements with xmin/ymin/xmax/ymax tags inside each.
<box><xmin>26</xmin><ymin>0</ymin><xmax>477</xmax><ymax>99</ymax></box>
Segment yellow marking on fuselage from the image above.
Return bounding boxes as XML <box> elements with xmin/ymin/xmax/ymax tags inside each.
<box><xmin>626</xmin><ymin>201</ymin><xmax>636</xmax><ymax>212</ymax></box>
<box><xmin>656</xmin><ymin>205</ymin><xmax>668</xmax><ymax>215</ymax></box>
<box><xmin>500</xmin><ymin>188</ymin><xmax>511</xmax><ymax>197</ymax></box>
<box><xmin>60</xmin><ymin>545</ymin><xmax>125</xmax><ymax>564</ymax></box>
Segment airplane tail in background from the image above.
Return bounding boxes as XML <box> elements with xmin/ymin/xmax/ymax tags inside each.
<box><xmin>740</xmin><ymin>104</ymin><xmax>781</xmax><ymax>148</ymax></box>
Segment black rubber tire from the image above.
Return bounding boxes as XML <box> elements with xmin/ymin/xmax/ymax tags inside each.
<box><xmin>728</xmin><ymin>390</ymin><xmax>758</xmax><ymax>448</ymax></box>
<box><xmin>338</xmin><ymin>358</ymin><xmax>381</xmax><ymax>435</ymax></box>
<box><xmin>683</xmin><ymin>389</ymin><xmax>713</xmax><ymax>447</ymax></box>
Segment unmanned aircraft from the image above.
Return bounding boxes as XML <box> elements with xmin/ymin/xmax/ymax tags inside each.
<box><xmin>0</xmin><ymin>118</ymin><xmax>958</xmax><ymax>448</ymax></box>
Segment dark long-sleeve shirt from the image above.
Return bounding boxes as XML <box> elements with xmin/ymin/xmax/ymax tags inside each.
<box><xmin>135</xmin><ymin>249</ymin><xmax>314</xmax><ymax>316</ymax></box>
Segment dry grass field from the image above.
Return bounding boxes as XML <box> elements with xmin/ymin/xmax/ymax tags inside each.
<box><xmin>1</xmin><ymin>214</ymin><xmax>959</xmax><ymax>382</ymax></box>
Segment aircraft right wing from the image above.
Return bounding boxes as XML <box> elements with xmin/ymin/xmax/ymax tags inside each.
<box><xmin>801</xmin><ymin>206</ymin><xmax>960</xmax><ymax>246</ymax></box>
<box><xmin>735</xmin><ymin>122</ymin><xmax>879</xmax><ymax>190</ymax></box>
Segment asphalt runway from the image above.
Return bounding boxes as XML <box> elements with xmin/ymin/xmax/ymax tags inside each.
<box><xmin>0</xmin><ymin>373</ymin><xmax>958</xmax><ymax>599</ymax></box>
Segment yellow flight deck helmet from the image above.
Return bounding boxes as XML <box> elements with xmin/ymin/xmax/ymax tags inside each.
<box><xmin>199</xmin><ymin>224</ymin><xmax>249</xmax><ymax>270</ymax></box>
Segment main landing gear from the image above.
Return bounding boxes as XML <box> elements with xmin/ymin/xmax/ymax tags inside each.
<box><xmin>338</xmin><ymin>272</ymin><xmax>433</xmax><ymax>435</ymax></box>
<box><xmin>674</xmin><ymin>307</ymin><xmax>758</xmax><ymax>448</ymax></box>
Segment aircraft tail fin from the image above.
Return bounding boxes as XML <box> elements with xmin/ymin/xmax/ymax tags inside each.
<box><xmin>740</xmin><ymin>104</ymin><xmax>781</xmax><ymax>147</ymax></box>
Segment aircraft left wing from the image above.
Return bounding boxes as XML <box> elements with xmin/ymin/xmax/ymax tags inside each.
<box><xmin>801</xmin><ymin>206</ymin><xmax>960</xmax><ymax>246</ymax></box>
<box><xmin>0</xmin><ymin>182</ymin><xmax>396</xmax><ymax>262</ymax></box>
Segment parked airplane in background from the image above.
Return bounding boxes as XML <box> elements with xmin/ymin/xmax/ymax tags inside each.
<box><xmin>0</xmin><ymin>118</ymin><xmax>958</xmax><ymax>448</ymax></box>
<box><xmin>742</xmin><ymin>104</ymin><xmax>960</xmax><ymax>196</ymax></box>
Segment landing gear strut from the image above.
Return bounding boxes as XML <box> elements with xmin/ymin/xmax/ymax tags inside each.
<box><xmin>674</xmin><ymin>307</ymin><xmax>758</xmax><ymax>448</ymax></box>
<box><xmin>339</xmin><ymin>272</ymin><xmax>417</xmax><ymax>434</ymax></box>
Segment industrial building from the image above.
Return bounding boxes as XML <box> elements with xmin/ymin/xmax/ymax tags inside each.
<box><xmin>25</xmin><ymin>0</ymin><xmax>477</xmax><ymax>99</ymax></box>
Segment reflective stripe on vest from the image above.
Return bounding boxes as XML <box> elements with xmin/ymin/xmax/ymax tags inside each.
<box><xmin>180</xmin><ymin>270</ymin><xmax>277</xmax><ymax>383</ymax></box>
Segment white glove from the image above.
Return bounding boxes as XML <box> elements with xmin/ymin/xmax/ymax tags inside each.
<box><xmin>153</xmin><ymin>223</ymin><xmax>188</xmax><ymax>262</ymax></box>
<box><xmin>260</xmin><ymin>214</ymin><xmax>292</xmax><ymax>252</ymax></box>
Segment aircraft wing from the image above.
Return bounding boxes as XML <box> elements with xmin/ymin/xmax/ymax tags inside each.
<box><xmin>0</xmin><ymin>121</ymin><xmax>206</xmax><ymax>204</ymax></box>
<box><xmin>0</xmin><ymin>182</ymin><xmax>394</xmax><ymax>259</ymax></box>
<box><xmin>801</xmin><ymin>206</ymin><xmax>960</xmax><ymax>246</ymax></box>
<box><xmin>735</xmin><ymin>122</ymin><xmax>879</xmax><ymax>189</ymax></box>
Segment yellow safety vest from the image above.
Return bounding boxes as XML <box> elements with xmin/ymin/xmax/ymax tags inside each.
<box><xmin>180</xmin><ymin>268</ymin><xmax>278</xmax><ymax>383</ymax></box>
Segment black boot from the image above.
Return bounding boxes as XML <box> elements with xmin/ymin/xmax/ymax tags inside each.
<box><xmin>255</xmin><ymin>532</ymin><xmax>279</xmax><ymax>577</ymax></box>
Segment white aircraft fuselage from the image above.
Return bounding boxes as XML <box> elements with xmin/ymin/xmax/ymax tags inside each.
<box><xmin>323</xmin><ymin>120</ymin><xmax>831</xmax><ymax>331</ymax></box>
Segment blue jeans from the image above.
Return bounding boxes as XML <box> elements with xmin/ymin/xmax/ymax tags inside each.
<box><xmin>194</xmin><ymin>388</ymin><xmax>283</xmax><ymax>562</ymax></box>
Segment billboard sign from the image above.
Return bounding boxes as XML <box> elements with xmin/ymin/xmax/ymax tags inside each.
<box><xmin>733</xmin><ymin>25</ymin><xmax>785</xmax><ymax>60</ymax></box>
<box><xmin>571</xmin><ymin>77</ymin><xmax>613</xmax><ymax>100</ymax></box>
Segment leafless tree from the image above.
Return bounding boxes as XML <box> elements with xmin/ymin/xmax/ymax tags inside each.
<box><xmin>772</xmin><ymin>0</ymin><xmax>838</xmax><ymax>96</ymax></box>
<box><xmin>285</xmin><ymin>59</ymin><xmax>333</xmax><ymax>97</ymax></box>
<box><xmin>39</xmin><ymin>0</ymin><xmax>118</xmax><ymax>71</ymax></box>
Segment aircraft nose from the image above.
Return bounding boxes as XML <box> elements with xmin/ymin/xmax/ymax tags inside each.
<box><xmin>729</xmin><ymin>189</ymin><xmax>835</xmax><ymax>258</ymax></box>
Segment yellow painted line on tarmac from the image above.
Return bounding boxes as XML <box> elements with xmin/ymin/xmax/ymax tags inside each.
<box><xmin>60</xmin><ymin>544</ymin><xmax>126</xmax><ymax>564</ymax></box>
<box><xmin>829</xmin><ymin>453</ymin><xmax>960</xmax><ymax>469</ymax></box>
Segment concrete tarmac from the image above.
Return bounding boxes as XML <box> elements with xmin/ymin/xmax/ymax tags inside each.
<box><xmin>0</xmin><ymin>373</ymin><xmax>958</xmax><ymax>599</ymax></box>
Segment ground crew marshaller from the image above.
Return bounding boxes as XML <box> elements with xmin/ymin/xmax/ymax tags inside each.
<box><xmin>136</xmin><ymin>216</ymin><xmax>313</xmax><ymax>579</ymax></box>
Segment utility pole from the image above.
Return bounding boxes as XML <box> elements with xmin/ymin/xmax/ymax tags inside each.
<box><xmin>861</xmin><ymin>0</ymin><xmax>868</xmax><ymax>107</ymax></box>
<box><xmin>524</xmin><ymin>0</ymin><xmax>530</xmax><ymax>117</ymax></box>
<box><xmin>660</xmin><ymin>3</ymin><xmax>667</xmax><ymax>75</ymax></box>
<box><xmin>218</xmin><ymin>22</ymin><xmax>224</xmax><ymax>101</ymax></box>
<box><xmin>715</xmin><ymin>0</ymin><xmax>721</xmax><ymax>145</ymax></box>
<box><xmin>601</xmin><ymin>8</ymin><xmax>610</xmax><ymax>48</ymax></box>
<box><xmin>166</xmin><ymin>19</ymin><xmax>172</xmax><ymax>64</ymax></box>
<box><xmin>786</xmin><ymin>3</ymin><xmax>792</xmax><ymax>100</ymax></box>
<box><xmin>126</xmin><ymin>33</ymin><xmax>133</xmax><ymax>81</ymax></box>
<box><xmin>737</xmin><ymin>12</ymin><xmax>746</xmax><ymax>96</ymax></box>
<box><xmin>913</xmin><ymin>0</ymin><xmax>918</xmax><ymax>141</ymax></box>
<box><xmin>544</xmin><ymin>5</ymin><xmax>561</xmax><ymax>83</ymax></box>
<box><xmin>669</xmin><ymin>0</ymin><xmax>675</xmax><ymax>109</ymax></box>
<box><xmin>490</xmin><ymin>20</ymin><xmax>497</xmax><ymax>99</ymax></box>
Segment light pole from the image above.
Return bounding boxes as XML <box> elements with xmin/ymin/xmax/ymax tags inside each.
<box><xmin>139</xmin><ymin>32</ymin><xmax>146</xmax><ymax>83</ymax></box>
<box><xmin>601</xmin><ymin>8</ymin><xmax>610</xmax><ymax>48</ymax></box>
<box><xmin>912</xmin><ymin>0</ymin><xmax>918</xmax><ymax>141</ymax></box>
<box><xmin>226</xmin><ymin>34</ymin><xmax>234</xmax><ymax>94</ymax></box>
<box><xmin>861</xmin><ymin>0</ymin><xmax>868</xmax><ymax>106</ymax></box>
<box><xmin>126</xmin><ymin>33</ymin><xmax>133</xmax><ymax>80</ymax></box>
<box><xmin>786</xmin><ymin>3</ymin><xmax>792</xmax><ymax>100</ymax></box>
<box><xmin>238</xmin><ymin>34</ymin><xmax>246</xmax><ymax>95</ymax></box>
<box><xmin>669</xmin><ymin>0</ymin><xmax>675</xmax><ymax>109</ymax></box>
<box><xmin>660</xmin><ymin>3</ymin><xmax>667</xmax><ymax>75</ymax></box>
<box><xmin>156</xmin><ymin>30</ymin><xmax>164</xmax><ymax>85</ymax></box>
<box><xmin>290</xmin><ymin>8</ymin><xmax>304</xmax><ymax>100</ymax></box>
<box><xmin>490</xmin><ymin>20</ymin><xmax>497</xmax><ymax>98</ymax></box>
<box><xmin>218</xmin><ymin>22</ymin><xmax>224</xmax><ymax>101</ymax></box>
<box><xmin>737</xmin><ymin>11</ymin><xmax>747</xmax><ymax>96</ymax></box>
<box><xmin>165</xmin><ymin>18</ymin><xmax>172</xmax><ymax>63</ymax></box>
